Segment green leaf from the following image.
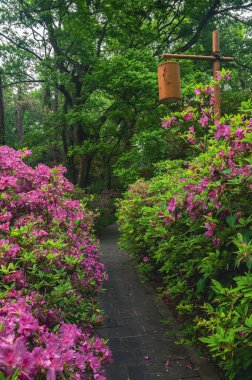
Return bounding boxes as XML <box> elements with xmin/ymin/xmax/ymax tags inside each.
<box><xmin>245</xmin><ymin>315</ymin><xmax>252</xmax><ymax>328</ymax></box>
<box><xmin>226</xmin><ymin>213</ymin><xmax>238</xmax><ymax>228</ymax></box>
<box><xmin>199</xmin><ymin>337</ymin><xmax>213</xmax><ymax>344</ymax></box>
<box><xmin>196</xmin><ymin>278</ymin><xmax>206</xmax><ymax>293</ymax></box>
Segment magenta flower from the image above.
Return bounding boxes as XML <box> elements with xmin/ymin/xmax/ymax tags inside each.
<box><xmin>94</xmin><ymin>375</ymin><xmax>106</xmax><ymax>380</ymax></box>
<box><xmin>31</xmin><ymin>347</ymin><xmax>51</xmax><ymax>368</ymax></box>
<box><xmin>225</xmin><ymin>72</ymin><xmax>230</xmax><ymax>80</ymax></box>
<box><xmin>186</xmin><ymin>363</ymin><xmax>193</xmax><ymax>370</ymax></box>
<box><xmin>3</xmin><ymin>270</ymin><xmax>27</xmax><ymax>287</ymax></box>
<box><xmin>59</xmin><ymin>324</ymin><xmax>82</xmax><ymax>348</ymax></box>
<box><xmin>194</xmin><ymin>88</ymin><xmax>201</xmax><ymax>96</ymax></box>
<box><xmin>0</xmin><ymin>337</ymin><xmax>27</xmax><ymax>375</ymax></box>
<box><xmin>6</xmin><ymin>300</ymin><xmax>31</xmax><ymax>317</ymax></box>
<box><xmin>165</xmin><ymin>216</ymin><xmax>173</xmax><ymax>225</ymax></box>
<box><xmin>162</xmin><ymin>120</ymin><xmax>171</xmax><ymax>128</ymax></box>
<box><xmin>0</xmin><ymin>222</ymin><xmax>10</xmax><ymax>232</ymax></box>
<box><xmin>0</xmin><ymin>330</ymin><xmax>16</xmax><ymax>346</ymax></box>
<box><xmin>204</xmin><ymin>222</ymin><xmax>216</xmax><ymax>238</ymax></box>
<box><xmin>189</xmin><ymin>126</ymin><xmax>195</xmax><ymax>133</ymax></box>
<box><xmin>214</xmin><ymin>123</ymin><xmax>231</xmax><ymax>140</ymax></box>
<box><xmin>46</xmin><ymin>368</ymin><xmax>57</xmax><ymax>380</ymax></box>
<box><xmin>162</xmin><ymin>117</ymin><xmax>177</xmax><ymax>129</ymax></box>
<box><xmin>205</xmin><ymin>86</ymin><xmax>212</xmax><ymax>95</ymax></box>
<box><xmin>199</xmin><ymin>116</ymin><xmax>209</xmax><ymax>128</ymax></box>
<box><xmin>0</xmin><ymin>213</ymin><xmax>12</xmax><ymax>222</ymax></box>
<box><xmin>187</xmin><ymin>136</ymin><xmax>196</xmax><ymax>144</ymax></box>
<box><xmin>182</xmin><ymin>112</ymin><xmax>193</xmax><ymax>121</ymax></box>
<box><xmin>165</xmin><ymin>359</ymin><xmax>172</xmax><ymax>368</ymax></box>
<box><xmin>18</xmin><ymin>313</ymin><xmax>40</xmax><ymax>337</ymax></box>
<box><xmin>234</xmin><ymin>128</ymin><xmax>245</xmax><ymax>140</ymax></box>
<box><xmin>216</xmin><ymin>72</ymin><xmax>222</xmax><ymax>80</ymax></box>
<box><xmin>187</xmin><ymin>125</ymin><xmax>196</xmax><ymax>143</ymax></box>
<box><xmin>212</xmin><ymin>237</ymin><xmax>220</xmax><ymax>246</ymax></box>
<box><xmin>88</xmin><ymin>355</ymin><xmax>101</xmax><ymax>371</ymax></box>
<box><xmin>186</xmin><ymin>192</ymin><xmax>195</xmax><ymax>212</ymax></box>
<box><xmin>166</xmin><ymin>197</ymin><xmax>177</xmax><ymax>213</ymax></box>
<box><xmin>5</xmin><ymin>244</ymin><xmax>20</xmax><ymax>259</ymax></box>
<box><xmin>21</xmin><ymin>150</ymin><xmax>32</xmax><ymax>158</ymax></box>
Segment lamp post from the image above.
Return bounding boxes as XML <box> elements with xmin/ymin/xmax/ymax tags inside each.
<box><xmin>158</xmin><ymin>30</ymin><xmax>234</xmax><ymax>120</ymax></box>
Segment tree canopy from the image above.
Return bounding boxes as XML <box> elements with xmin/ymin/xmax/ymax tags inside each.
<box><xmin>1</xmin><ymin>0</ymin><xmax>252</xmax><ymax>189</ymax></box>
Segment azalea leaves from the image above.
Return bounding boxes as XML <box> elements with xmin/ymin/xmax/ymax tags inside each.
<box><xmin>117</xmin><ymin>78</ymin><xmax>252</xmax><ymax>379</ymax></box>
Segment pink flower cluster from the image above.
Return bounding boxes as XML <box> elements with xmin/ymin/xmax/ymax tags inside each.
<box><xmin>162</xmin><ymin>117</ymin><xmax>177</xmax><ymax>129</ymax></box>
<box><xmin>0</xmin><ymin>297</ymin><xmax>110</xmax><ymax>380</ymax></box>
<box><xmin>161</xmin><ymin>75</ymin><xmax>236</xmax><ymax>147</ymax></box>
<box><xmin>158</xmin><ymin>75</ymin><xmax>252</xmax><ymax>247</ymax></box>
<box><xmin>0</xmin><ymin>147</ymin><xmax>112</xmax><ymax>379</ymax></box>
<box><xmin>162</xmin><ymin>115</ymin><xmax>251</xmax><ymax>246</ymax></box>
<box><xmin>214</xmin><ymin>121</ymin><xmax>230</xmax><ymax>140</ymax></box>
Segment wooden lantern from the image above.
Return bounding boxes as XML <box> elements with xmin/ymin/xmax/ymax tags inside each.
<box><xmin>158</xmin><ymin>61</ymin><xmax>181</xmax><ymax>104</ymax></box>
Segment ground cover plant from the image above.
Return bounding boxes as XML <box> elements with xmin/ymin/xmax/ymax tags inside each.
<box><xmin>117</xmin><ymin>73</ymin><xmax>252</xmax><ymax>380</ymax></box>
<box><xmin>0</xmin><ymin>146</ymin><xmax>112</xmax><ymax>379</ymax></box>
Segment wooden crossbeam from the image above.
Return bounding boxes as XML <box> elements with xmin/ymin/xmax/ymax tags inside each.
<box><xmin>161</xmin><ymin>30</ymin><xmax>234</xmax><ymax>120</ymax></box>
<box><xmin>162</xmin><ymin>53</ymin><xmax>234</xmax><ymax>62</ymax></box>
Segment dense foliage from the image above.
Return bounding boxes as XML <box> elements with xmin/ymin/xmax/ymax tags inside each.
<box><xmin>117</xmin><ymin>76</ymin><xmax>252</xmax><ymax>379</ymax></box>
<box><xmin>1</xmin><ymin>1</ymin><xmax>252</xmax><ymax>190</ymax></box>
<box><xmin>0</xmin><ymin>147</ymin><xmax>111</xmax><ymax>379</ymax></box>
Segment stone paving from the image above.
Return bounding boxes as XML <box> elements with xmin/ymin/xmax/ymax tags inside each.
<box><xmin>96</xmin><ymin>224</ymin><xmax>221</xmax><ymax>380</ymax></box>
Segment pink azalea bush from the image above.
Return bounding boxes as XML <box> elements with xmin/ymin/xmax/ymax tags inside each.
<box><xmin>117</xmin><ymin>73</ymin><xmax>252</xmax><ymax>379</ymax></box>
<box><xmin>0</xmin><ymin>147</ymin><xmax>112</xmax><ymax>379</ymax></box>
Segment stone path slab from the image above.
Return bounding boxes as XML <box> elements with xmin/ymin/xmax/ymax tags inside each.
<box><xmin>96</xmin><ymin>224</ymin><xmax>221</xmax><ymax>380</ymax></box>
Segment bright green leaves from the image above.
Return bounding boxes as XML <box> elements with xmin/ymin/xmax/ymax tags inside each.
<box><xmin>0</xmin><ymin>263</ymin><xmax>16</xmax><ymax>275</ymax></box>
<box><xmin>197</xmin><ymin>275</ymin><xmax>252</xmax><ymax>379</ymax></box>
<box><xmin>232</xmin><ymin>232</ymin><xmax>252</xmax><ymax>270</ymax></box>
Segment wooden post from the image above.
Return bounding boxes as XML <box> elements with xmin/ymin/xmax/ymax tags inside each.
<box><xmin>212</xmin><ymin>30</ymin><xmax>221</xmax><ymax>121</ymax></box>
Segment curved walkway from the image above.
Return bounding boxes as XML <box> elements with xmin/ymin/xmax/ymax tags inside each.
<box><xmin>96</xmin><ymin>224</ymin><xmax>221</xmax><ymax>380</ymax></box>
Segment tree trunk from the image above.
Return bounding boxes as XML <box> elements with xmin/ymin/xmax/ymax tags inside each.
<box><xmin>125</xmin><ymin>119</ymin><xmax>136</xmax><ymax>150</ymax></box>
<box><xmin>54</xmin><ymin>87</ymin><xmax>59</xmax><ymax>112</ymax></box>
<box><xmin>61</xmin><ymin>97</ymin><xmax>77</xmax><ymax>184</ymax></box>
<box><xmin>62</xmin><ymin>126</ymin><xmax>77</xmax><ymax>184</ymax></box>
<box><xmin>77</xmin><ymin>155</ymin><xmax>93</xmax><ymax>188</ymax></box>
<box><xmin>0</xmin><ymin>73</ymin><xmax>5</xmax><ymax>145</ymax></box>
<box><xmin>43</xmin><ymin>84</ymin><xmax>52</xmax><ymax>110</ymax></box>
<box><xmin>106</xmin><ymin>160</ymin><xmax>112</xmax><ymax>190</ymax></box>
<box><xmin>14</xmin><ymin>87</ymin><xmax>24</xmax><ymax>146</ymax></box>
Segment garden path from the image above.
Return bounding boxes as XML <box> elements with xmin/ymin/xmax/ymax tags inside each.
<box><xmin>96</xmin><ymin>224</ymin><xmax>221</xmax><ymax>380</ymax></box>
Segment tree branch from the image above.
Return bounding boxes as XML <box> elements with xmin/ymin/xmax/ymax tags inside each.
<box><xmin>217</xmin><ymin>2</ymin><xmax>252</xmax><ymax>14</ymax></box>
<box><xmin>175</xmin><ymin>0</ymin><xmax>221</xmax><ymax>53</ymax></box>
<box><xmin>0</xmin><ymin>31</ymin><xmax>43</xmax><ymax>61</ymax></box>
<box><xmin>3</xmin><ymin>79</ymin><xmax>46</xmax><ymax>88</ymax></box>
<box><xmin>18</xmin><ymin>0</ymin><xmax>71</xmax><ymax>14</ymax></box>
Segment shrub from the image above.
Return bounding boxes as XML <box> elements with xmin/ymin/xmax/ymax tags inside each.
<box><xmin>117</xmin><ymin>74</ymin><xmax>252</xmax><ymax>379</ymax></box>
<box><xmin>0</xmin><ymin>147</ymin><xmax>112</xmax><ymax>379</ymax></box>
